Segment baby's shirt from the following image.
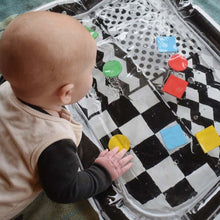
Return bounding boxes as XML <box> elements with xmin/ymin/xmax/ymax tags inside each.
<box><xmin>0</xmin><ymin>82</ymin><xmax>111</xmax><ymax>220</ymax></box>
<box><xmin>38</xmin><ymin>136</ymin><xmax>111</xmax><ymax>203</ymax></box>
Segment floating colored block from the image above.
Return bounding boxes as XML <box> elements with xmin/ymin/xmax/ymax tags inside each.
<box><xmin>162</xmin><ymin>74</ymin><xmax>188</xmax><ymax>99</ymax></box>
<box><xmin>160</xmin><ymin>124</ymin><xmax>188</xmax><ymax>150</ymax></box>
<box><xmin>103</xmin><ymin>60</ymin><xmax>122</xmax><ymax>77</ymax></box>
<box><xmin>85</xmin><ymin>25</ymin><xmax>99</xmax><ymax>39</ymax></box>
<box><xmin>108</xmin><ymin>134</ymin><xmax>130</xmax><ymax>152</ymax></box>
<box><xmin>168</xmin><ymin>54</ymin><xmax>188</xmax><ymax>72</ymax></box>
<box><xmin>156</xmin><ymin>36</ymin><xmax>178</xmax><ymax>53</ymax></box>
<box><xmin>195</xmin><ymin>125</ymin><xmax>220</xmax><ymax>153</ymax></box>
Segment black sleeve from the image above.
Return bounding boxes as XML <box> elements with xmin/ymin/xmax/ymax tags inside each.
<box><xmin>37</xmin><ymin>139</ymin><xmax>112</xmax><ymax>203</ymax></box>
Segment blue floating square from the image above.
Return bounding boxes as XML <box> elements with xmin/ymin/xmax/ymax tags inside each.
<box><xmin>156</xmin><ymin>36</ymin><xmax>178</xmax><ymax>53</ymax></box>
<box><xmin>160</xmin><ymin>124</ymin><xmax>188</xmax><ymax>150</ymax></box>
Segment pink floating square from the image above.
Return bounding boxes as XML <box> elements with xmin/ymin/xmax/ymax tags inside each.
<box><xmin>162</xmin><ymin>75</ymin><xmax>188</xmax><ymax>99</ymax></box>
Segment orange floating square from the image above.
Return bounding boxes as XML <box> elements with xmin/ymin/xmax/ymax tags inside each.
<box><xmin>195</xmin><ymin>125</ymin><xmax>220</xmax><ymax>153</ymax></box>
<box><xmin>162</xmin><ymin>74</ymin><xmax>188</xmax><ymax>99</ymax></box>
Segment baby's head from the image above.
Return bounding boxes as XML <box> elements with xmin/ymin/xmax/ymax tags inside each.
<box><xmin>0</xmin><ymin>11</ymin><xmax>97</xmax><ymax>111</ymax></box>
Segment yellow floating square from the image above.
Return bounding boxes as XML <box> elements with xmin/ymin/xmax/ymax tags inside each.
<box><xmin>195</xmin><ymin>125</ymin><xmax>220</xmax><ymax>153</ymax></box>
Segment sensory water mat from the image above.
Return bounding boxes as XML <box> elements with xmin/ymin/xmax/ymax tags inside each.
<box><xmin>40</xmin><ymin>0</ymin><xmax>220</xmax><ymax>218</ymax></box>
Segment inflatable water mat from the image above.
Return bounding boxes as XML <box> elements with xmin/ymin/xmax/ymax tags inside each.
<box><xmin>37</xmin><ymin>0</ymin><xmax>220</xmax><ymax>219</ymax></box>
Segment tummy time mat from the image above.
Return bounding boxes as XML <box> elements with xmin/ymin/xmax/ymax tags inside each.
<box><xmin>47</xmin><ymin>0</ymin><xmax>220</xmax><ymax>219</ymax></box>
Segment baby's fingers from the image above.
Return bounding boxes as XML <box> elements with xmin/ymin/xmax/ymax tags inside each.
<box><xmin>114</xmin><ymin>148</ymin><xmax>127</xmax><ymax>160</ymax></box>
<box><xmin>119</xmin><ymin>154</ymin><xmax>133</xmax><ymax>166</ymax></box>
<box><xmin>119</xmin><ymin>162</ymin><xmax>133</xmax><ymax>176</ymax></box>
<box><xmin>107</xmin><ymin>146</ymin><xmax>119</xmax><ymax>158</ymax></box>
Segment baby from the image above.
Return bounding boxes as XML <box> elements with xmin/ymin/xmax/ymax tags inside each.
<box><xmin>0</xmin><ymin>11</ymin><xmax>133</xmax><ymax>219</ymax></box>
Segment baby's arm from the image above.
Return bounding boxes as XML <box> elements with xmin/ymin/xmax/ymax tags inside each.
<box><xmin>37</xmin><ymin>139</ymin><xmax>132</xmax><ymax>203</ymax></box>
<box><xmin>95</xmin><ymin>147</ymin><xmax>133</xmax><ymax>181</ymax></box>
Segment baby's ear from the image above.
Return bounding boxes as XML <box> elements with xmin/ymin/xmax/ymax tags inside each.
<box><xmin>58</xmin><ymin>83</ymin><xmax>74</xmax><ymax>105</ymax></box>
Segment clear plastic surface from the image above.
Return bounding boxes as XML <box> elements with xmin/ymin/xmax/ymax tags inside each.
<box><xmin>49</xmin><ymin>0</ymin><xmax>220</xmax><ymax>218</ymax></box>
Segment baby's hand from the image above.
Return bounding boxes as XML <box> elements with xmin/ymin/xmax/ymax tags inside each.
<box><xmin>94</xmin><ymin>147</ymin><xmax>133</xmax><ymax>181</ymax></box>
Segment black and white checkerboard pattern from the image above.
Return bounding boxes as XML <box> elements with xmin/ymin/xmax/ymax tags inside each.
<box><xmin>50</xmin><ymin>0</ymin><xmax>220</xmax><ymax>217</ymax></box>
<box><xmin>162</xmin><ymin>53</ymin><xmax>220</xmax><ymax>135</ymax></box>
<box><xmin>77</xmin><ymin>42</ymin><xmax>219</xmax><ymax>216</ymax></box>
<box><xmin>76</xmin><ymin>0</ymin><xmax>220</xmax><ymax>144</ymax></box>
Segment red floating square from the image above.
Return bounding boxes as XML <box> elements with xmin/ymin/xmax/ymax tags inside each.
<box><xmin>162</xmin><ymin>75</ymin><xmax>188</xmax><ymax>99</ymax></box>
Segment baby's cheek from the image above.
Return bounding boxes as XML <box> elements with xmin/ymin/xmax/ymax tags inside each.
<box><xmin>89</xmin><ymin>76</ymin><xmax>93</xmax><ymax>89</ymax></box>
<box><xmin>85</xmin><ymin>74</ymin><xmax>93</xmax><ymax>92</ymax></box>
<box><xmin>80</xmin><ymin>79</ymin><xmax>92</xmax><ymax>98</ymax></box>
